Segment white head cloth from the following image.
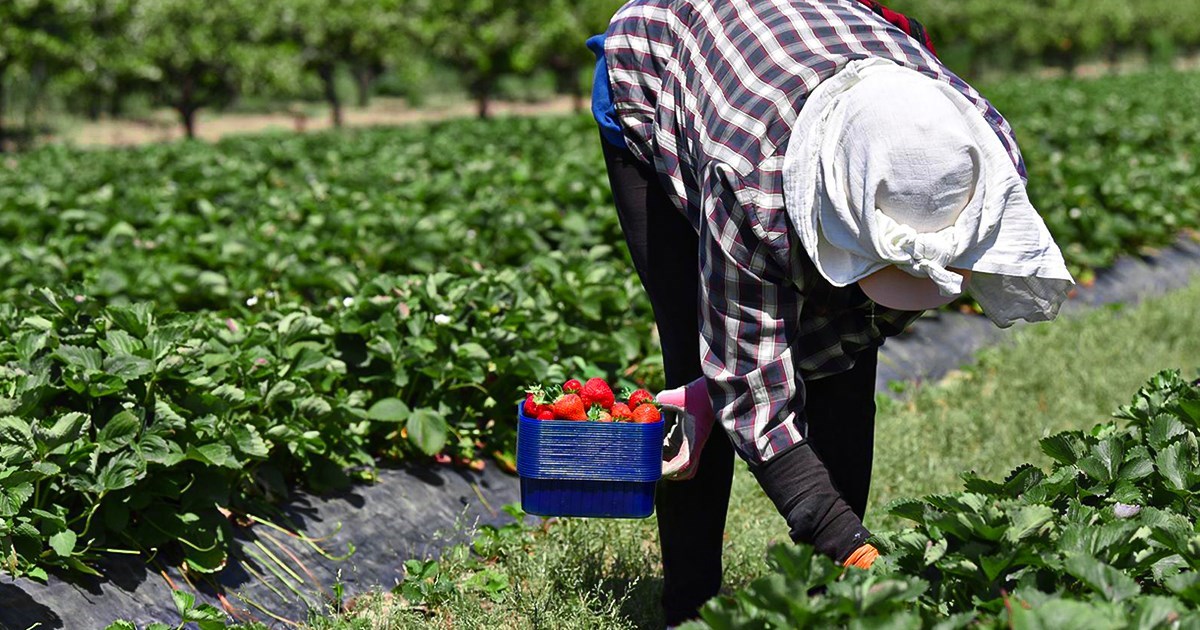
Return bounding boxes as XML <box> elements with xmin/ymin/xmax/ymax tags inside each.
<box><xmin>783</xmin><ymin>58</ymin><xmax>1075</xmax><ymax>327</ymax></box>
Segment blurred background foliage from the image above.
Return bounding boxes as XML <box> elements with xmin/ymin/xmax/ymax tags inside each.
<box><xmin>0</xmin><ymin>0</ymin><xmax>1194</xmax><ymax>149</ymax></box>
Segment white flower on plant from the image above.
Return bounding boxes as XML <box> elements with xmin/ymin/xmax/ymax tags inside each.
<box><xmin>246</xmin><ymin>296</ymin><xmax>259</xmax><ymax>307</ymax></box>
<box><xmin>74</xmin><ymin>295</ymin><xmax>86</xmax><ymax>303</ymax></box>
<box><xmin>266</xmin><ymin>291</ymin><xmax>277</xmax><ymax>299</ymax></box>
<box><xmin>1114</xmin><ymin>503</ymin><xmax>1141</xmax><ymax>519</ymax></box>
<box><xmin>434</xmin><ymin>313</ymin><xmax>452</xmax><ymax>325</ymax></box>
<box><xmin>342</xmin><ymin>297</ymin><xmax>355</xmax><ymax>307</ymax></box>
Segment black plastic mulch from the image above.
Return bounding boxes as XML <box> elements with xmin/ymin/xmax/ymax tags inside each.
<box><xmin>2</xmin><ymin>234</ymin><xmax>1198</xmax><ymax>630</ymax></box>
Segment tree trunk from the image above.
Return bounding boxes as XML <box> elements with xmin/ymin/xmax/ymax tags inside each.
<box><xmin>319</xmin><ymin>64</ymin><xmax>343</xmax><ymax>128</ymax></box>
<box><xmin>179</xmin><ymin>73</ymin><xmax>198</xmax><ymax>139</ymax></box>
<box><xmin>181</xmin><ymin>106</ymin><xmax>198</xmax><ymax>139</ymax></box>
<box><xmin>0</xmin><ymin>64</ymin><xmax>7</xmax><ymax>153</ymax></box>
<box><xmin>353</xmin><ymin>66</ymin><xmax>373</xmax><ymax>108</ymax></box>
<box><xmin>553</xmin><ymin>66</ymin><xmax>585</xmax><ymax>113</ymax></box>
<box><xmin>471</xmin><ymin>75</ymin><xmax>494</xmax><ymax>119</ymax></box>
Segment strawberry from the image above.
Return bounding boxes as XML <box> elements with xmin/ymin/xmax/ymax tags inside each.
<box><xmin>523</xmin><ymin>393</ymin><xmax>545</xmax><ymax>418</ymax></box>
<box><xmin>551</xmin><ymin>394</ymin><xmax>587</xmax><ymax>421</ymax></box>
<box><xmin>632</xmin><ymin>404</ymin><xmax>661</xmax><ymax>424</ymax></box>
<box><xmin>628</xmin><ymin>389</ymin><xmax>655</xmax><ymax>410</ymax></box>
<box><xmin>581</xmin><ymin>377</ymin><xmax>615</xmax><ymax>410</ymax></box>
<box><xmin>587</xmin><ymin>404</ymin><xmax>614</xmax><ymax>423</ymax></box>
<box><xmin>610</xmin><ymin>402</ymin><xmax>633</xmax><ymax>421</ymax></box>
<box><xmin>523</xmin><ymin>385</ymin><xmax>552</xmax><ymax>417</ymax></box>
<box><xmin>563</xmin><ymin>379</ymin><xmax>583</xmax><ymax>394</ymax></box>
<box><xmin>536</xmin><ymin>410</ymin><xmax>555</xmax><ymax>421</ymax></box>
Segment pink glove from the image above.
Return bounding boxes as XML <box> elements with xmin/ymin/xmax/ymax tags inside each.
<box><xmin>657</xmin><ymin>377</ymin><xmax>717</xmax><ymax>481</ymax></box>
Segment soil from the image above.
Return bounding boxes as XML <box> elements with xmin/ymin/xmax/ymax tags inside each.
<box><xmin>57</xmin><ymin>95</ymin><xmax>583</xmax><ymax>148</ymax></box>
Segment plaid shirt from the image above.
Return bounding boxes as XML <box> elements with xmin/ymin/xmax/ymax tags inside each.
<box><xmin>602</xmin><ymin>0</ymin><xmax>1027</xmax><ymax>464</ymax></box>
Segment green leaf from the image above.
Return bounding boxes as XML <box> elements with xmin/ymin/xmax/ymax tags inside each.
<box><xmin>367</xmin><ymin>397</ymin><xmax>410</xmax><ymax>423</ymax></box>
<box><xmin>53</xmin><ymin>345</ymin><xmax>103</xmax><ymax>371</ymax></box>
<box><xmin>1147</xmin><ymin>414</ymin><xmax>1188</xmax><ymax>450</ymax></box>
<box><xmin>1005</xmin><ymin>505</ymin><xmax>1054</xmax><ymax>543</ymax></box>
<box><xmin>0</xmin><ymin>416</ymin><xmax>35</xmax><ymax>452</ymax></box>
<box><xmin>97</xmin><ymin>411</ymin><xmax>140</xmax><ymax>452</ymax></box>
<box><xmin>1</xmin><ymin>483</ymin><xmax>35</xmax><ymax>517</ymax></box>
<box><xmin>172</xmin><ymin>590</ymin><xmax>196</xmax><ymax>617</ymax></box>
<box><xmin>1064</xmin><ymin>554</ymin><xmax>1141</xmax><ymax>602</ymax></box>
<box><xmin>48</xmin><ymin>529</ymin><xmax>77</xmax><ymax>558</ymax></box>
<box><xmin>1157</xmin><ymin>440</ymin><xmax>1194</xmax><ymax>492</ymax></box>
<box><xmin>230</xmin><ymin>425</ymin><xmax>270</xmax><ymax>459</ymax></box>
<box><xmin>97</xmin><ymin>453</ymin><xmax>144</xmax><ymax>492</ymax></box>
<box><xmin>106</xmin><ymin>303</ymin><xmax>154</xmax><ymax>339</ymax></box>
<box><xmin>99</xmin><ymin>329</ymin><xmax>145</xmax><ymax>357</ymax></box>
<box><xmin>456</xmin><ymin>342</ymin><xmax>490</xmax><ymax>361</ymax></box>
<box><xmin>265</xmin><ymin>380</ymin><xmax>299</xmax><ymax>406</ymax></box>
<box><xmin>66</xmin><ymin>556</ymin><xmax>102</xmax><ymax>577</ymax></box>
<box><xmin>185</xmin><ymin>443</ymin><xmax>240</xmax><ymax>468</ymax></box>
<box><xmin>103</xmin><ymin>354</ymin><xmax>155</xmax><ymax>380</ymax></box>
<box><xmin>104</xmin><ymin>622</ymin><xmax>137</xmax><ymax>630</ymax></box>
<box><xmin>297</xmin><ymin>396</ymin><xmax>332</xmax><ymax>418</ymax></box>
<box><xmin>39</xmin><ymin>412</ymin><xmax>89</xmax><ymax>452</ymax></box>
<box><xmin>1040</xmin><ymin>433</ymin><xmax>1082</xmax><ymax>465</ymax></box>
<box><xmin>1009</xmin><ymin>598</ymin><xmax>1126</xmax><ymax>630</ymax></box>
<box><xmin>406</xmin><ymin>408</ymin><xmax>449</xmax><ymax>456</ymax></box>
<box><xmin>211</xmin><ymin>384</ymin><xmax>246</xmax><ymax>404</ymax></box>
<box><xmin>287</xmin><ymin>346</ymin><xmax>329</xmax><ymax>376</ymax></box>
<box><xmin>1132</xmin><ymin>596</ymin><xmax>1187</xmax><ymax>630</ymax></box>
<box><xmin>1166</xmin><ymin>572</ymin><xmax>1200</xmax><ymax>605</ymax></box>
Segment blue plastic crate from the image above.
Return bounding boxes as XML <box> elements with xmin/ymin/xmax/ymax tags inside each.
<box><xmin>516</xmin><ymin>404</ymin><xmax>663</xmax><ymax>518</ymax></box>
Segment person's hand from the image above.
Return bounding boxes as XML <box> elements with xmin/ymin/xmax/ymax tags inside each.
<box><xmin>658</xmin><ymin>377</ymin><xmax>716</xmax><ymax>480</ymax></box>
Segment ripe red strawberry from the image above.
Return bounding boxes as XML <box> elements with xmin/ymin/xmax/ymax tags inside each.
<box><xmin>581</xmin><ymin>378</ymin><xmax>615</xmax><ymax>410</ymax></box>
<box><xmin>628</xmin><ymin>389</ymin><xmax>654</xmax><ymax>410</ymax></box>
<box><xmin>610</xmin><ymin>402</ymin><xmax>633</xmax><ymax>421</ymax></box>
<box><xmin>524</xmin><ymin>385</ymin><xmax>552</xmax><ymax>417</ymax></box>
<box><xmin>536</xmin><ymin>410</ymin><xmax>555</xmax><ymax>421</ymax></box>
<box><xmin>523</xmin><ymin>393</ymin><xmax>546</xmax><ymax>418</ymax></box>
<box><xmin>632</xmin><ymin>404</ymin><xmax>661</xmax><ymax>424</ymax></box>
<box><xmin>563</xmin><ymin>379</ymin><xmax>583</xmax><ymax>394</ymax></box>
<box><xmin>551</xmin><ymin>394</ymin><xmax>587</xmax><ymax>421</ymax></box>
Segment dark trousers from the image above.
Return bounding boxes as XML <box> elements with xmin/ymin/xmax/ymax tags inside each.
<box><xmin>600</xmin><ymin>137</ymin><xmax>879</xmax><ymax>626</ymax></box>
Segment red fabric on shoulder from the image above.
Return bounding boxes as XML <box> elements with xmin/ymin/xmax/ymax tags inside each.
<box><xmin>854</xmin><ymin>0</ymin><xmax>938</xmax><ymax>56</ymax></box>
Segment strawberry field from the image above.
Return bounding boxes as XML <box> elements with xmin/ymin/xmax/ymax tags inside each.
<box><xmin>1</xmin><ymin>67</ymin><xmax>1199</xmax><ymax>620</ymax></box>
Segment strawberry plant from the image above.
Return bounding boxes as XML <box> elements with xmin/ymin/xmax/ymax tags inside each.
<box><xmin>0</xmin><ymin>70</ymin><xmax>1197</xmax><ymax>584</ymax></box>
<box><xmin>692</xmin><ymin>370</ymin><xmax>1200</xmax><ymax>628</ymax></box>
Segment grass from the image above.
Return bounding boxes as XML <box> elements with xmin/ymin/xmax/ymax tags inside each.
<box><xmin>309</xmin><ymin>278</ymin><xmax>1200</xmax><ymax>629</ymax></box>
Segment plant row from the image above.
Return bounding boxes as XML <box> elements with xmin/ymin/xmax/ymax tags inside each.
<box><xmin>0</xmin><ymin>258</ymin><xmax>657</xmax><ymax>581</ymax></box>
<box><xmin>692</xmin><ymin>370</ymin><xmax>1200</xmax><ymax>628</ymax></box>
<box><xmin>2</xmin><ymin>71</ymin><xmax>1199</xmax><ymax>315</ymax></box>
<box><xmin>893</xmin><ymin>0</ymin><xmax>1200</xmax><ymax>76</ymax></box>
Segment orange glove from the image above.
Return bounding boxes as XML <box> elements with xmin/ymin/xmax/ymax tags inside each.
<box><xmin>843</xmin><ymin>543</ymin><xmax>880</xmax><ymax>570</ymax></box>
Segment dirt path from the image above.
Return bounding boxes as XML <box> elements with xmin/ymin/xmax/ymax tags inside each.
<box><xmin>60</xmin><ymin>95</ymin><xmax>583</xmax><ymax>148</ymax></box>
<box><xmin>49</xmin><ymin>54</ymin><xmax>1200</xmax><ymax>149</ymax></box>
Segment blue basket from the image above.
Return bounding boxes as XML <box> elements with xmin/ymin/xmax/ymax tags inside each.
<box><xmin>516</xmin><ymin>404</ymin><xmax>663</xmax><ymax>518</ymax></box>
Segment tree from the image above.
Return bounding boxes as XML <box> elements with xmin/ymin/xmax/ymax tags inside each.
<box><xmin>416</xmin><ymin>0</ymin><xmax>539</xmax><ymax>119</ymax></box>
<box><xmin>130</xmin><ymin>0</ymin><xmax>286</xmax><ymax>139</ymax></box>
<box><xmin>273</xmin><ymin>0</ymin><xmax>405</xmax><ymax>128</ymax></box>
<box><xmin>63</xmin><ymin>0</ymin><xmax>150</xmax><ymax>121</ymax></box>
<box><xmin>0</xmin><ymin>0</ymin><xmax>77</xmax><ymax>150</ymax></box>
<box><xmin>527</xmin><ymin>0</ymin><xmax>623</xmax><ymax>112</ymax></box>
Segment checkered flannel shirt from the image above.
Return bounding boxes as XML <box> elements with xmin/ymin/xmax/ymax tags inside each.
<box><xmin>602</xmin><ymin>0</ymin><xmax>1027</xmax><ymax>464</ymax></box>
